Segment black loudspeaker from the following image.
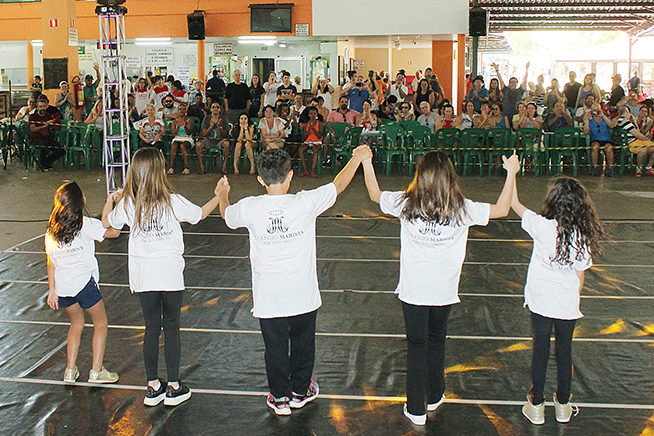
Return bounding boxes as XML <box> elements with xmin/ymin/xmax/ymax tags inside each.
<box><xmin>469</xmin><ymin>7</ymin><xmax>488</xmax><ymax>37</ymax></box>
<box><xmin>187</xmin><ymin>11</ymin><xmax>205</xmax><ymax>40</ymax></box>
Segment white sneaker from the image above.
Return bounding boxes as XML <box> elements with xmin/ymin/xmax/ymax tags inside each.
<box><xmin>63</xmin><ymin>367</ymin><xmax>79</xmax><ymax>383</ymax></box>
<box><xmin>554</xmin><ymin>394</ymin><xmax>578</xmax><ymax>423</ymax></box>
<box><xmin>403</xmin><ymin>403</ymin><xmax>427</xmax><ymax>426</ymax></box>
<box><xmin>427</xmin><ymin>394</ymin><xmax>445</xmax><ymax>412</ymax></box>
<box><xmin>88</xmin><ymin>366</ymin><xmax>119</xmax><ymax>384</ymax></box>
<box><xmin>522</xmin><ymin>395</ymin><xmax>545</xmax><ymax>425</ymax></box>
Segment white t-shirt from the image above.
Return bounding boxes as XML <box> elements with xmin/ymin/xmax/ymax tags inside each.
<box><xmin>417</xmin><ymin>112</ymin><xmax>439</xmax><ymax>132</ymax></box>
<box><xmin>45</xmin><ymin>217</ymin><xmax>106</xmax><ymax>297</ymax></box>
<box><xmin>522</xmin><ymin>209</ymin><xmax>592</xmax><ymax>320</ymax></box>
<box><xmin>380</xmin><ymin>192</ymin><xmax>490</xmax><ymax>306</ymax></box>
<box><xmin>389</xmin><ymin>84</ymin><xmax>409</xmax><ymax>102</ymax></box>
<box><xmin>107</xmin><ymin>194</ymin><xmax>203</xmax><ymax>292</ymax></box>
<box><xmin>134</xmin><ymin>89</ymin><xmax>152</xmax><ymax>115</ymax></box>
<box><xmin>263</xmin><ymin>82</ymin><xmax>280</xmax><ymax>107</ymax></box>
<box><xmin>224</xmin><ymin>183</ymin><xmax>338</xmax><ymax>319</ymax></box>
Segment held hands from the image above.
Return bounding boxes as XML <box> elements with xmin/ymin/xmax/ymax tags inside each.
<box><xmin>502</xmin><ymin>153</ymin><xmax>520</xmax><ymax>175</ymax></box>
<box><xmin>47</xmin><ymin>291</ymin><xmax>58</xmax><ymax>310</ymax></box>
<box><xmin>215</xmin><ymin>175</ymin><xmax>230</xmax><ymax>196</ymax></box>
<box><xmin>352</xmin><ymin>145</ymin><xmax>373</xmax><ymax>163</ymax></box>
<box><xmin>109</xmin><ymin>189</ymin><xmax>123</xmax><ymax>203</ymax></box>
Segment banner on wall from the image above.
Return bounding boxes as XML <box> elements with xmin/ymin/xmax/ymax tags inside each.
<box><xmin>177</xmin><ymin>67</ymin><xmax>191</xmax><ymax>83</ymax></box>
<box><xmin>146</xmin><ymin>48</ymin><xmax>174</xmax><ymax>65</ymax></box>
<box><xmin>213</xmin><ymin>43</ymin><xmax>233</xmax><ymax>56</ymax></box>
<box><xmin>126</xmin><ymin>57</ymin><xmax>142</xmax><ymax>68</ymax></box>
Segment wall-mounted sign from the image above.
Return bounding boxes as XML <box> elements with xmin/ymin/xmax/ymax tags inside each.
<box><xmin>146</xmin><ymin>48</ymin><xmax>174</xmax><ymax>65</ymax></box>
<box><xmin>295</xmin><ymin>23</ymin><xmax>309</xmax><ymax>37</ymax></box>
<box><xmin>177</xmin><ymin>67</ymin><xmax>191</xmax><ymax>83</ymax></box>
<box><xmin>126</xmin><ymin>57</ymin><xmax>142</xmax><ymax>68</ymax></box>
<box><xmin>78</xmin><ymin>46</ymin><xmax>85</xmax><ymax>55</ymax></box>
<box><xmin>213</xmin><ymin>43</ymin><xmax>233</xmax><ymax>56</ymax></box>
<box><xmin>183</xmin><ymin>54</ymin><xmax>197</xmax><ymax>67</ymax></box>
<box><xmin>49</xmin><ymin>18</ymin><xmax>59</xmax><ymax>28</ymax></box>
<box><xmin>68</xmin><ymin>28</ymin><xmax>78</xmax><ymax>47</ymax></box>
<box><xmin>353</xmin><ymin>60</ymin><xmax>364</xmax><ymax>68</ymax></box>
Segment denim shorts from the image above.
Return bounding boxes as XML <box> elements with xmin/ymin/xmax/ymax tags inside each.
<box><xmin>58</xmin><ymin>277</ymin><xmax>103</xmax><ymax>309</ymax></box>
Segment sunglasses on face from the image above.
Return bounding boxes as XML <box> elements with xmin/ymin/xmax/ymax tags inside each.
<box><xmin>164</xmin><ymin>100</ymin><xmax>173</xmax><ymax>104</ymax></box>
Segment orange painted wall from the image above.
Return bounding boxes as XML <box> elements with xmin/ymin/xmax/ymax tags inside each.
<box><xmin>0</xmin><ymin>0</ymin><xmax>313</xmax><ymax>41</ymax></box>
<box><xmin>432</xmin><ymin>40</ymin><xmax>455</xmax><ymax>101</ymax></box>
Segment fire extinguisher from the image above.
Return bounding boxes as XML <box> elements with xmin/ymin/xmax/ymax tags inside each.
<box><xmin>74</xmin><ymin>78</ymin><xmax>85</xmax><ymax>109</ymax></box>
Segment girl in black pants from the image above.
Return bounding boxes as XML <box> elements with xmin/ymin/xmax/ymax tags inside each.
<box><xmin>511</xmin><ymin>176</ymin><xmax>610</xmax><ymax>424</ymax></box>
<box><xmin>362</xmin><ymin>150</ymin><xmax>520</xmax><ymax>426</ymax></box>
<box><xmin>103</xmin><ymin>147</ymin><xmax>223</xmax><ymax>407</ymax></box>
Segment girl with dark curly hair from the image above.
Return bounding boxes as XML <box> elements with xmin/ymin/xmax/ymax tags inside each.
<box><xmin>45</xmin><ymin>182</ymin><xmax>121</xmax><ymax>384</ymax></box>
<box><xmin>512</xmin><ymin>176</ymin><xmax>610</xmax><ymax>425</ymax></box>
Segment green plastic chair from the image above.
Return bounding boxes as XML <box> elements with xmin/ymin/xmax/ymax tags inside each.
<box><xmin>327</xmin><ymin>122</ymin><xmax>352</xmax><ymax>171</ymax></box>
<box><xmin>459</xmin><ymin>128</ymin><xmax>487</xmax><ymax>176</ymax></box>
<box><xmin>486</xmin><ymin>128</ymin><xmax>514</xmax><ymax>176</ymax></box>
<box><xmin>65</xmin><ymin>123</ymin><xmax>95</xmax><ymax>170</ymax></box>
<box><xmin>399</xmin><ymin>120</ymin><xmax>423</xmax><ymax>133</ymax></box>
<box><xmin>406</xmin><ymin>125</ymin><xmax>433</xmax><ymax>175</ymax></box>
<box><xmin>549</xmin><ymin>127</ymin><xmax>581</xmax><ymax>176</ymax></box>
<box><xmin>433</xmin><ymin>128</ymin><xmax>461</xmax><ymax>169</ymax></box>
<box><xmin>379</xmin><ymin>123</ymin><xmax>406</xmax><ymax>175</ymax></box>
<box><xmin>611</xmin><ymin>127</ymin><xmax>632</xmax><ymax>175</ymax></box>
<box><xmin>515</xmin><ymin>128</ymin><xmax>546</xmax><ymax>176</ymax></box>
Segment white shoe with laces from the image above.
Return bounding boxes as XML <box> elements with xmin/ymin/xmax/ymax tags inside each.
<box><xmin>554</xmin><ymin>394</ymin><xmax>579</xmax><ymax>423</ymax></box>
<box><xmin>522</xmin><ymin>395</ymin><xmax>545</xmax><ymax>425</ymax></box>
<box><xmin>63</xmin><ymin>367</ymin><xmax>79</xmax><ymax>383</ymax></box>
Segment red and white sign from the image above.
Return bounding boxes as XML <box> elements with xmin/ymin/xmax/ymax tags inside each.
<box><xmin>407</xmin><ymin>60</ymin><xmax>413</xmax><ymax>66</ymax></box>
<box><xmin>49</xmin><ymin>18</ymin><xmax>59</xmax><ymax>28</ymax></box>
<box><xmin>70</xmin><ymin>19</ymin><xmax>75</xmax><ymax>28</ymax></box>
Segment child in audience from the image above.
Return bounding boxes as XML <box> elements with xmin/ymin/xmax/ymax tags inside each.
<box><xmin>512</xmin><ymin>176</ymin><xmax>609</xmax><ymax>425</ymax></box>
<box><xmin>46</xmin><ymin>182</ymin><xmax>121</xmax><ymax>384</ymax></box>
<box><xmin>361</xmin><ymin>150</ymin><xmax>520</xmax><ymax>426</ymax></box>
<box><xmin>218</xmin><ymin>146</ymin><xmax>372</xmax><ymax>415</ymax></box>
<box><xmin>102</xmin><ymin>147</ymin><xmax>223</xmax><ymax>407</ymax></box>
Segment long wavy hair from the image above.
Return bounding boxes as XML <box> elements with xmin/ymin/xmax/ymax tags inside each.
<box><xmin>47</xmin><ymin>182</ymin><xmax>87</xmax><ymax>245</ymax></box>
<box><xmin>120</xmin><ymin>147</ymin><xmax>174</xmax><ymax>232</ymax></box>
<box><xmin>400</xmin><ymin>151</ymin><xmax>467</xmax><ymax>225</ymax></box>
<box><xmin>540</xmin><ymin>176</ymin><xmax>610</xmax><ymax>265</ymax></box>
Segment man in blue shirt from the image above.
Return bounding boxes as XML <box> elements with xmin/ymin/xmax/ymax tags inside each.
<box><xmin>583</xmin><ymin>103</ymin><xmax>616</xmax><ymax>177</ymax></box>
<box><xmin>466</xmin><ymin>76</ymin><xmax>489</xmax><ymax>113</ymax></box>
<box><xmin>347</xmin><ymin>74</ymin><xmax>370</xmax><ymax>113</ymax></box>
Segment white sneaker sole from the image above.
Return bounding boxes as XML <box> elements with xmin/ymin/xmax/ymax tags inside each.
<box><xmin>403</xmin><ymin>404</ymin><xmax>427</xmax><ymax>426</ymax></box>
<box><xmin>88</xmin><ymin>377</ymin><xmax>119</xmax><ymax>384</ymax></box>
<box><xmin>427</xmin><ymin>395</ymin><xmax>445</xmax><ymax>412</ymax></box>
<box><xmin>267</xmin><ymin>401</ymin><xmax>291</xmax><ymax>416</ymax></box>
<box><xmin>164</xmin><ymin>390</ymin><xmax>191</xmax><ymax>406</ymax></box>
<box><xmin>289</xmin><ymin>394</ymin><xmax>317</xmax><ymax>409</ymax></box>
<box><xmin>144</xmin><ymin>393</ymin><xmax>166</xmax><ymax>407</ymax></box>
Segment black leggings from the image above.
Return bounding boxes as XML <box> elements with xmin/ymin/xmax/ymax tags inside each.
<box><xmin>138</xmin><ymin>291</ymin><xmax>184</xmax><ymax>382</ymax></box>
<box><xmin>530</xmin><ymin>311</ymin><xmax>576</xmax><ymax>405</ymax></box>
<box><xmin>402</xmin><ymin>301</ymin><xmax>452</xmax><ymax>416</ymax></box>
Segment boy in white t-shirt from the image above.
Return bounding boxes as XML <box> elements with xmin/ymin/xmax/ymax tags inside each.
<box><xmin>217</xmin><ymin>145</ymin><xmax>372</xmax><ymax>416</ymax></box>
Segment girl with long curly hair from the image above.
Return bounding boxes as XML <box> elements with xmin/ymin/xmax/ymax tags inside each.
<box><xmin>512</xmin><ymin>176</ymin><xmax>610</xmax><ymax>425</ymax></box>
<box><xmin>46</xmin><ymin>182</ymin><xmax>121</xmax><ymax>384</ymax></box>
<box><xmin>361</xmin><ymin>150</ymin><xmax>521</xmax><ymax>426</ymax></box>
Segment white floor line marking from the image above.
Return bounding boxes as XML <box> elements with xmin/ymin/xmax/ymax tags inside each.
<box><xmin>0</xmin><ymin>320</ymin><xmax>651</xmax><ymax>343</ymax></box>
<box><xmin>2</xmin><ymin>233</ymin><xmax>46</xmax><ymax>253</ymax></box>
<box><xmin>4</xmin><ymin>251</ymin><xmax>654</xmax><ymax>268</ymax></box>
<box><xmin>1</xmin><ymin>280</ymin><xmax>652</xmax><ymax>299</ymax></box>
<box><xmin>1</xmin><ymin>376</ymin><xmax>653</xmax><ymax>410</ymax></box>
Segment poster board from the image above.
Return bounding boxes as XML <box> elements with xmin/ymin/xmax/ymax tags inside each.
<box><xmin>43</xmin><ymin>58</ymin><xmax>68</xmax><ymax>90</ymax></box>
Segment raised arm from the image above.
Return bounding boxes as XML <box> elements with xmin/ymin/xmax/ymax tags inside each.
<box><xmin>102</xmin><ymin>190</ymin><xmax>122</xmax><ymax>228</ymax></box>
<box><xmin>510</xmin><ymin>178</ymin><xmax>528</xmax><ymax>218</ymax></box>
<box><xmin>491</xmin><ymin>63</ymin><xmax>506</xmax><ymax>89</ymax></box>
<box><xmin>333</xmin><ymin>145</ymin><xmax>371</xmax><ymax>195</ymax></box>
<box><xmin>361</xmin><ymin>156</ymin><xmax>381</xmax><ymax>203</ymax></box>
<box><xmin>489</xmin><ymin>154</ymin><xmax>520</xmax><ymax>218</ymax></box>
<box><xmin>520</xmin><ymin>62</ymin><xmax>530</xmax><ymax>90</ymax></box>
<box><xmin>202</xmin><ymin>176</ymin><xmax>229</xmax><ymax>219</ymax></box>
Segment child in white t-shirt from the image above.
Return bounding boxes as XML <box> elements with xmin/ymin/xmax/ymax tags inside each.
<box><xmin>218</xmin><ymin>146</ymin><xmax>372</xmax><ymax>416</ymax></box>
<box><xmin>512</xmin><ymin>176</ymin><xmax>610</xmax><ymax>425</ymax></box>
<box><xmin>362</xmin><ymin>150</ymin><xmax>520</xmax><ymax>426</ymax></box>
<box><xmin>45</xmin><ymin>182</ymin><xmax>121</xmax><ymax>384</ymax></box>
<box><xmin>102</xmin><ymin>147</ymin><xmax>223</xmax><ymax>407</ymax></box>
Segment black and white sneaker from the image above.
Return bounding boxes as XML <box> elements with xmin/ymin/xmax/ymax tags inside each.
<box><xmin>267</xmin><ymin>394</ymin><xmax>291</xmax><ymax>415</ymax></box>
<box><xmin>144</xmin><ymin>379</ymin><xmax>167</xmax><ymax>406</ymax></box>
<box><xmin>290</xmin><ymin>379</ymin><xmax>319</xmax><ymax>409</ymax></box>
<box><xmin>164</xmin><ymin>382</ymin><xmax>192</xmax><ymax>406</ymax></box>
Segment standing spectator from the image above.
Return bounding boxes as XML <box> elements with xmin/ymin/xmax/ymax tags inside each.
<box><xmin>583</xmin><ymin>103</ymin><xmax>616</xmax><ymax>176</ymax></box>
<box><xmin>188</xmin><ymin>80</ymin><xmax>206</xmax><ymax>104</ymax></box>
<box><xmin>411</xmin><ymin>70</ymin><xmax>422</xmax><ymax>93</ymax></box>
<box><xmin>417</xmin><ymin>101</ymin><xmax>439</xmax><ymax>132</ymax></box>
<box><xmin>575</xmin><ymin>94</ymin><xmax>595</xmax><ymax>125</ymax></box>
<box><xmin>545</xmin><ymin>79</ymin><xmax>567</xmax><ymax>116</ymax></box>
<box><xmin>348</xmin><ymin>74</ymin><xmax>371</xmax><ymax>113</ymax></box>
<box><xmin>488</xmin><ymin>78</ymin><xmax>503</xmax><ymax>107</ymax></box>
<box><xmin>618</xmin><ymin>90</ymin><xmax>640</xmax><ymax>117</ymax></box>
<box><xmin>616</xmin><ymin>106</ymin><xmax>654</xmax><ymax>177</ymax></box>
<box><xmin>608</xmin><ymin>74</ymin><xmax>625</xmax><ymax>112</ymax></box>
<box><xmin>187</xmin><ymin>92</ymin><xmax>208</xmax><ymax>120</ymax></box>
<box><xmin>492</xmin><ymin>62</ymin><xmax>529</xmax><ymax>122</ymax></box>
<box><xmin>366</xmin><ymin>70</ymin><xmax>381</xmax><ymax>110</ymax></box>
<box><xmin>628</xmin><ymin>71</ymin><xmax>641</xmax><ymax>93</ymax></box>
<box><xmin>314</xmin><ymin>96</ymin><xmax>330</xmax><ymax>121</ymax></box>
<box><xmin>533</xmin><ymin>75</ymin><xmax>546</xmax><ymax>112</ymax></box>
<box><xmin>138</xmin><ymin>104</ymin><xmax>165</xmax><ymax>150</ymax></box>
<box><xmin>196</xmin><ymin>101</ymin><xmax>229</xmax><ymax>175</ymax></box>
<box><xmin>290</xmin><ymin>93</ymin><xmax>306</xmax><ymax>126</ymax></box>
<box><xmin>224</xmin><ymin>69</ymin><xmax>250</xmax><ymax>124</ymax></box>
<box><xmin>29</xmin><ymin>97</ymin><xmax>64</xmax><ymax>170</ymax></box>
<box><xmin>167</xmin><ymin>103</ymin><xmax>195</xmax><ymax>175</ymax></box>
<box><xmin>134</xmin><ymin>78</ymin><xmax>152</xmax><ymax>117</ymax></box>
<box><xmin>170</xmin><ymin>80</ymin><xmax>188</xmax><ymax>108</ymax></box>
<box><xmin>465</xmin><ymin>73</ymin><xmax>473</xmax><ymax>96</ymax></box>
<box><xmin>326</xmin><ymin>95</ymin><xmax>358</xmax><ymax>125</ymax></box>
<box><xmin>466</xmin><ymin>76</ymin><xmax>489</xmax><ymax>113</ymax></box>
<box><xmin>413</xmin><ymin>79</ymin><xmax>435</xmax><ymax>117</ymax></box>
<box><xmin>575</xmin><ymin>74</ymin><xmax>601</xmax><ymax>109</ymax></box>
<box><xmin>262</xmin><ymin>72</ymin><xmax>280</xmax><ymax>112</ymax></box>
<box><xmin>424</xmin><ymin>68</ymin><xmax>444</xmax><ymax>100</ymax></box>
<box><xmin>55</xmin><ymin>81</ymin><xmax>74</xmax><ymax>120</ymax></box>
<box><xmin>389</xmin><ymin>72</ymin><xmax>409</xmax><ymax>103</ymax></box>
<box><xmin>152</xmin><ymin>76</ymin><xmax>170</xmax><ymax>110</ymax></box>
<box><xmin>83</xmin><ymin>63</ymin><xmax>101</xmax><ymax>117</ymax></box>
<box><xmin>546</xmin><ymin>101</ymin><xmax>573</xmax><ymax>132</ymax></box>
<box><xmin>277</xmin><ymin>71</ymin><xmax>297</xmax><ymax>102</ymax></box>
<box><xmin>563</xmin><ymin>71</ymin><xmax>581</xmax><ymax>112</ymax></box>
<box><xmin>312</xmin><ymin>77</ymin><xmax>334</xmax><ymax>112</ymax></box>
<box><xmin>249</xmin><ymin>74</ymin><xmax>265</xmax><ymax>119</ymax></box>
<box><xmin>205</xmin><ymin>70</ymin><xmax>226</xmax><ymax>102</ymax></box>
<box><xmin>30</xmin><ymin>75</ymin><xmax>43</xmax><ymax>99</ymax></box>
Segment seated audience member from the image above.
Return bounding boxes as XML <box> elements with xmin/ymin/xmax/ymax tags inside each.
<box><xmin>416</xmin><ymin>101</ymin><xmax>439</xmax><ymax>132</ymax></box>
<box><xmin>259</xmin><ymin>105</ymin><xmax>286</xmax><ymax>150</ymax></box>
<box><xmin>466</xmin><ymin>76</ymin><xmax>489</xmax><ymax>113</ymax></box>
<box><xmin>277</xmin><ymin>71</ymin><xmax>297</xmax><ymax>102</ymax></box>
<box><xmin>231</xmin><ymin>112</ymin><xmax>257</xmax><ymax>175</ymax></box>
<box><xmin>327</xmin><ymin>95</ymin><xmax>358</xmax><ymax>125</ymax></box>
<box><xmin>299</xmin><ymin>97</ymin><xmax>325</xmax><ymax>124</ymax></box>
<box><xmin>158</xmin><ymin>95</ymin><xmax>178</xmax><ymax>120</ymax></box>
<box><xmin>12</xmin><ymin>97</ymin><xmax>37</xmax><ymax>121</ymax></box>
<box><xmin>544</xmin><ymin>79</ymin><xmax>567</xmax><ymax>115</ymax></box>
<box><xmin>167</xmin><ymin>103</ymin><xmax>195</xmax><ymax>175</ymax></box>
<box><xmin>290</xmin><ymin>93</ymin><xmax>306</xmax><ymax>124</ymax></box>
<box><xmin>138</xmin><ymin>104</ymin><xmax>165</xmax><ymax>150</ymax></box>
<box><xmin>618</xmin><ymin>90</ymin><xmax>641</xmax><ymax>117</ymax></box>
<box><xmin>513</xmin><ymin>102</ymin><xmax>543</xmax><ymax>130</ymax></box>
<box><xmin>616</xmin><ymin>106</ymin><xmax>654</xmax><ymax>177</ymax></box>
<box><xmin>473</xmin><ymin>102</ymin><xmax>493</xmax><ymax>129</ymax></box>
<box><xmin>389</xmin><ymin>72</ymin><xmax>408</xmax><ymax>103</ymax></box>
<box><xmin>298</xmin><ymin>106</ymin><xmax>324</xmax><ymax>178</ymax></box>
<box><xmin>636</xmin><ymin>106</ymin><xmax>653</xmax><ymax>139</ymax></box>
<box><xmin>583</xmin><ymin>103</ymin><xmax>616</xmax><ymax>177</ymax></box>
<box><xmin>187</xmin><ymin>92</ymin><xmax>208</xmax><ymax>120</ymax></box>
<box><xmin>488</xmin><ymin>78</ymin><xmax>503</xmax><ymax>107</ymax></box>
<box><xmin>575</xmin><ymin>94</ymin><xmax>595</xmax><ymax>125</ymax></box>
<box><xmin>489</xmin><ymin>103</ymin><xmax>510</xmax><ymax>129</ymax></box>
<box><xmin>376</xmin><ymin>96</ymin><xmax>398</xmax><ymax>121</ymax></box>
<box><xmin>170</xmin><ymin>80</ymin><xmax>188</xmax><ymax>107</ymax></box>
<box><xmin>315</xmin><ymin>96</ymin><xmax>330</xmax><ymax>121</ymax></box>
<box><xmin>348</xmin><ymin>74</ymin><xmax>373</xmax><ymax>113</ymax></box>
<box><xmin>355</xmin><ymin>99</ymin><xmax>378</xmax><ymax>146</ymax></box>
<box><xmin>563</xmin><ymin>71</ymin><xmax>581</xmax><ymax>112</ymax></box>
<box><xmin>396</xmin><ymin>102</ymin><xmax>415</xmax><ymax>121</ymax></box>
<box><xmin>435</xmin><ymin>103</ymin><xmax>462</xmax><ymax>129</ymax></box>
<box><xmin>127</xmin><ymin>94</ymin><xmax>142</xmax><ymax>126</ymax></box>
<box><xmin>461</xmin><ymin>100</ymin><xmax>476</xmax><ymax>129</ymax></box>
<box><xmin>134</xmin><ymin>77</ymin><xmax>152</xmax><ymax>117</ymax></box>
<box><xmin>546</xmin><ymin>101</ymin><xmax>573</xmax><ymax>132</ymax></box>
<box><xmin>196</xmin><ymin>102</ymin><xmax>229</xmax><ymax>175</ymax></box>
<box><xmin>29</xmin><ymin>97</ymin><xmax>64</xmax><ymax>170</ymax></box>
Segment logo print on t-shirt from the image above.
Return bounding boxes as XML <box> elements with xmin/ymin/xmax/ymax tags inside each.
<box><xmin>419</xmin><ymin>222</ymin><xmax>442</xmax><ymax>236</ymax></box>
<box><xmin>266</xmin><ymin>209</ymin><xmax>289</xmax><ymax>234</ymax></box>
<box><xmin>143</xmin><ymin>215</ymin><xmax>164</xmax><ymax>233</ymax></box>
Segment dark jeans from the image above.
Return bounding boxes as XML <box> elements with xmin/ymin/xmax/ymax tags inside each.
<box><xmin>530</xmin><ymin>311</ymin><xmax>576</xmax><ymax>405</ymax></box>
<box><xmin>32</xmin><ymin>136</ymin><xmax>65</xmax><ymax>169</ymax></box>
<box><xmin>402</xmin><ymin>301</ymin><xmax>452</xmax><ymax>415</ymax></box>
<box><xmin>138</xmin><ymin>291</ymin><xmax>184</xmax><ymax>382</ymax></box>
<box><xmin>259</xmin><ymin>310</ymin><xmax>317</xmax><ymax>399</ymax></box>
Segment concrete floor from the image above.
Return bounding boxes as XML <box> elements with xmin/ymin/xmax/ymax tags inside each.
<box><xmin>1</xmin><ymin>159</ymin><xmax>653</xmax><ymax>251</ymax></box>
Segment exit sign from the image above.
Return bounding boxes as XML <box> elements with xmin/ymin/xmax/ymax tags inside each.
<box><xmin>49</xmin><ymin>18</ymin><xmax>59</xmax><ymax>28</ymax></box>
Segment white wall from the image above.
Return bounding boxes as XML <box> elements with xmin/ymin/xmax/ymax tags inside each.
<box><xmin>313</xmin><ymin>0</ymin><xmax>468</xmax><ymax>36</ymax></box>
